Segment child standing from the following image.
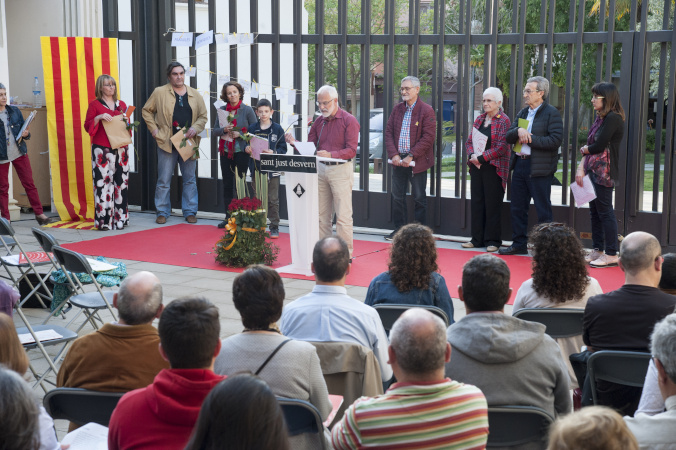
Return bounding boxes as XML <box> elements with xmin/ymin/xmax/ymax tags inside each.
<box><xmin>245</xmin><ymin>99</ymin><xmax>286</xmax><ymax>238</ymax></box>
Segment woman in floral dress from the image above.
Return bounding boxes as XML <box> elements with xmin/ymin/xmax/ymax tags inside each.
<box><xmin>84</xmin><ymin>74</ymin><xmax>130</xmax><ymax>230</ymax></box>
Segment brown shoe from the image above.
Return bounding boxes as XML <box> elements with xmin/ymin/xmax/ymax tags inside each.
<box><xmin>156</xmin><ymin>216</ymin><xmax>167</xmax><ymax>224</ymax></box>
<box><xmin>186</xmin><ymin>215</ymin><xmax>197</xmax><ymax>224</ymax></box>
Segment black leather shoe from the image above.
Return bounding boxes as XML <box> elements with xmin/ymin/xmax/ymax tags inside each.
<box><xmin>217</xmin><ymin>220</ymin><xmax>227</xmax><ymax>229</ymax></box>
<box><xmin>497</xmin><ymin>246</ymin><xmax>528</xmax><ymax>255</ymax></box>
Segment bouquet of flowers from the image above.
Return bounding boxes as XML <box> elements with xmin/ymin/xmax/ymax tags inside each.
<box><xmin>215</xmin><ymin>195</ymin><xmax>279</xmax><ymax>267</ymax></box>
<box><xmin>173</xmin><ymin>120</ymin><xmax>200</xmax><ymax>159</ymax></box>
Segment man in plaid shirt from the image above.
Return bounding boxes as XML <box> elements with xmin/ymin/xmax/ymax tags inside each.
<box><xmin>384</xmin><ymin>76</ymin><xmax>437</xmax><ymax>241</ymax></box>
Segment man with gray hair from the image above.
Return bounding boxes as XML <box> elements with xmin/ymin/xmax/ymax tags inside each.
<box><xmin>332</xmin><ymin>308</ymin><xmax>488</xmax><ymax>449</ymax></box>
<box><xmin>582</xmin><ymin>231</ymin><xmax>676</xmax><ymax>414</ymax></box>
<box><xmin>285</xmin><ymin>85</ymin><xmax>360</xmax><ymax>257</ymax></box>
<box><xmin>58</xmin><ymin>271</ymin><xmax>169</xmax><ymax>401</ymax></box>
<box><xmin>384</xmin><ymin>76</ymin><xmax>437</xmax><ymax>240</ymax></box>
<box><xmin>500</xmin><ymin>76</ymin><xmax>563</xmax><ymax>255</ymax></box>
<box><xmin>624</xmin><ymin>313</ymin><xmax>676</xmax><ymax>446</ymax></box>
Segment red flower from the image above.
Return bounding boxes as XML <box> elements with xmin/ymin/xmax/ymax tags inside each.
<box><xmin>172</xmin><ymin>121</ymin><xmax>179</xmax><ymax>127</ymax></box>
<box><xmin>232</xmin><ymin>119</ymin><xmax>237</xmax><ymax>127</ymax></box>
<box><xmin>241</xmin><ymin>127</ymin><xmax>248</xmax><ymax>134</ymax></box>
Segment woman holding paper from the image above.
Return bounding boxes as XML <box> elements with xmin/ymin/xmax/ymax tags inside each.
<box><xmin>213</xmin><ymin>81</ymin><xmax>257</xmax><ymax>228</ymax></box>
<box><xmin>83</xmin><ymin>74</ymin><xmax>130</xmax><ymax>231</ymax></box>
<box><xmin>0</xmin><ymin>83</ymin><xmax>50</xmax><ymax>225</ymax></box>
<box><xmin>575</xmin><ymin>82</ymin><xmax>625</xmax><ymax>267</ymax></box>
<box><xmin>462</xmin><ymin>87</ymin><xmax>511</xmax><ymax>252</ymax></box>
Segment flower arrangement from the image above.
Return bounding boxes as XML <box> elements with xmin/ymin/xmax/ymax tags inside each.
<box><xmin>173</xmin><ymin>120</ymin><xmax>200</xmax><ymax>159</ymax></box>
<box><xmin>215</xmin><ymin>171</ymin><xmax>278</xmax><ymax>267</ymax></box>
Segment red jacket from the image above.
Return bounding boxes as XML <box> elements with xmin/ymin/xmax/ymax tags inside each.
<box><xmin>108</xmin><ymin>369</ymin><xmax>225</xmax><ymax>450</ymax></box>
<box><xmin>83</xmin><ymin>99</ymin><xmax>129</xmax><ymax>148</ymax></box>
<box><xmin>385</xmin><ymin>99</ymin><xmax>437</xmax><ymax>173</ymax></box>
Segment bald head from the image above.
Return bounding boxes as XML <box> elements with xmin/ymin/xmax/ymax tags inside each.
<box><xmin>620</xmin><ymin>232</ymin><xmax>662</xmax><ymax>277</ymax></box>
<box><xmin>390</xmin><ymin>308</ymin><xmax>448</xmax><ymax>376</ymax></box>
<box><xmin>115</xmin><ymin>271</ymin><xmax>163</xmax><ymax>325</ymax></box>
<box><xmin>312</xmin><ymin>237</ymin><xmax>350</xmax><ymax>282</ymax></box>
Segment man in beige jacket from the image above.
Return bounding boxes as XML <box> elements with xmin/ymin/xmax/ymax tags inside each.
<box><xmin>142</xmin><ymin>62</ymin><xmax>208</xmax><ymax>224</ymax></box>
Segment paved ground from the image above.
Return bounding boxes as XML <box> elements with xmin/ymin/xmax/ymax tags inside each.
<box><xmin>8</xmin><ymin>208</ymin><xmax>512</xmax><ymax>440</ymax></box>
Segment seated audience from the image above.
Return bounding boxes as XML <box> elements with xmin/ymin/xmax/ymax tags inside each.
<box><xmin>547</xmin><ymin>406</ymin><xmax>638</xmax><ymax>450</ymax></box>
<box><xmin>512</xmin><ymin>223</ymin><xmax>602</xmax><ymax>387</ymax></box>
<box><xmin>184</xmin><ymin>374</ymin><xmax>289</xmax><ymax>450</ymax></box>
<box><xmin>57</xmin><ymin>271</ymin><xmax>169</xmax><ymax>393</ymax></box>
<box><xmin>446</xmin><ymin>254</ymin><xmax>571</xmax><ymax>420</ymax></box>
<box><xmin>624</xmin><ymin>313</ymin><xmax>676</xmax><ymax>447</ymax></box>
<box><xmin>280</xmin><ymin>237</ymin><xmax>393</xmax><ymax>381</ymax></box>
<box><xmin>108</xmin><ymin>296</ymin><xmax>225</xmax><ymax>450</ymax></box>
<box><xmin>332</xmin><ymin>308</ymin><xmax>488</xmax><ymax>449</ymax></box>
<box><xmin>214</xmin><ymin>265</ymin><xmax>331</xmax><ymax>449</ymax></box>
<box><xmin>0</xmin><ymin>313</ymin><xmax>58</xmax><ymax>450</ymax></box>
<box><xmin>636</xmin><ymin>253</ymin><xmax>676</xmax><ymax>416</ymax></box>
<box><xmin>0</xmin><ymin>366</ymin><xmax>40</xmax><ymax>450</ymax></box>
<box><xmin>365</xmin><ymin>223</ymin><xmax>454</xmax><ymax>323</ymax></box>
<box><xmin>582</xmin><ymin>231</ymin><xmax>676</xmax><ymax>415</ymax></box>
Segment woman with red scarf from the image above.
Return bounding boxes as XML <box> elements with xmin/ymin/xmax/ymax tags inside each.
<box><xmin>213</xmin><ymin>81</ymin><xmax>257</xmax><ymax>228</ymax></box>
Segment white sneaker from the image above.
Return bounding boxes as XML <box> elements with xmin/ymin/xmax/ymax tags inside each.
<box><xmin>590</xmin><ymin>254</ymin><xmax>619</xmax><ymax>268</ymax></box>
<box><xmin>585</xmin><ymin>249</ymin><xmax>603</xmax><ymax>263</ymax></box>
<box><xmin>461</xmin><ymin>242</ymin><xmax>475</xmax><ymax>248</ymax></box>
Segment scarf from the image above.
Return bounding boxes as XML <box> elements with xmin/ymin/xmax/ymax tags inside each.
<box><xmin>219</xmin><ymin>100</ymin><xmax>242</xmax><ymax>159</ymax></box>
<box><xmin>587</xmin><ymin>114</ymin><xmax>604</xmax><ymax>146</ymax></box>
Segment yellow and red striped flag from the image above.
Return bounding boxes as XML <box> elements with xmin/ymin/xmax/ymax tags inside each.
<box><xmin>40</xmin><ymin>36</ymin><xmax>119</xmax><ymax>229</ymax></box>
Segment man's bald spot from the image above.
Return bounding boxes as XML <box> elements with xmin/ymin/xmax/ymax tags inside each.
<box><xmin>390</xmin><ymin>308</ymin><xmax>447</xmax><ymax>375</ymax></box>
<box><xmin>117</xmin><ymin>271</ymin><xmax>163</xmax><ymax>325</ymax></box>
<box><xmin>124</xmin><ymin>271</ymin><xmax>161</xmax><ymax>295</ymax></box>
<box><xmin>620</xmin><ymin>232</ymin><xmax>662</xmax><ymax>275</ymax></box>
<box><xmin>391</xmin><ymin>308</ymin><xmax>445</xmax><ymax>345</ymax></box>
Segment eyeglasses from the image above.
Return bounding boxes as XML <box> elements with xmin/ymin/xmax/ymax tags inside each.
<box><xmin>400</xmin><ymin>87</ymin><xmax>415</xmax><ymax>92</ymax></box>
<box><xmin>103</xmin><ymin>84</ymin><xmax>115</xmax><ymax>88</ymax></box>
<box><xmin>523</xmin><ymin>89</ymin><xmax>542</xmax><ymax>95</ymax></box>
<box><xmin>591</xmin><ymin>96</ymin><xmax>605</xmax><ymax>100</ymax></box>
<box><xmin>316</xmin><ymin>99</ymin><xmax>335</xmax><ymax>107</ymax></box>
<box><xmin>534</xmin><ymin>222</ymin><xmax>565</xmax><ymax>232</ymax></box>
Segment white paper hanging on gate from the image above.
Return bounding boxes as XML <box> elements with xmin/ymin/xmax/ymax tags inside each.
<box><xmin>195</xmin><ymin>30</ymin><xmax>213</xmax><ymax>50</ymax></box>
<box><xmin>287</xmin><ymin>89</ymin><xmax>297</xmax><ymax>106</ymax></box>
<box><xmin>171</xmin><ymin>32</ymin><xmax>193</xmax><ymax>47</ymax></box>
<box><xmin>275</xmin><ymin>87</ymin><xmax>287</xmax><ymax>101</ymax></box>
<box><xmin>186</xmin><ymin>66</ymin><xmax>197</xmax><ymax>77</ymax></box>
<box><xmin>249</xmin><ymin>82</ymin><xmax>259</xmax><ymax>98</ymax></box>
<box><xmin>215</xmin><ymin>33</ymin><xmax>228</xmax><ymax>45</ymax></box>
<box><xmin>471</xmin><ymin>127</ymin><xmax>488</xmax><ymax>155</ymax></box>
<box><xmin>240</xmin><ymin>80</ymin><xmax>252</xmax><ymax>92</ymax></box>
<box><xmin>228</xmin><ymin>33</ymin><xmax>239</xmax><ymax>45</ymax></box>
<box><xmin>238</xmin><ymin>33</ymin><xmax>250</xmax><ymax>45</ymax></box>
<box><xmin>217</xmin><ymin>75</ymin><xmax>230</xmax><ymax>86</ymax></box>
<box><xmin>571</xmin><ymin>174</ymin><xmax>597</xmax><ymax>207</ymax></box>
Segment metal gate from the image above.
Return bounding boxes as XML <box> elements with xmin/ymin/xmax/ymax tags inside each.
<box><xmin>103</xmin><ymin>0</ymin><xmax>676</xmax><ymax>249</ymax></box>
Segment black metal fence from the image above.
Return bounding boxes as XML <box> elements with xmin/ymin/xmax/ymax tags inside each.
<box><xmin>103</xmin><ymin>0</ymin><xmax>676</xmax><ymax>249</ymax></box>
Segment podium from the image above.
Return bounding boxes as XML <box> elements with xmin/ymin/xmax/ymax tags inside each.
<box><xmin>260</xmin><ymin>154</ymin><xmax>319</xmax><ymax>276</ymax></box>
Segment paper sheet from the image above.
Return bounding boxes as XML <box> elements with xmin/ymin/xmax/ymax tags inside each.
<box><xmin>275</xmin><ymin>87</ymin><xmax>287</xmax><ymax>101</ymax></box>
<box><xmin>217</xmin><ymin>109</ymin><xmax>230</xmax><ymax>128</ymax></box>
<box><xmin>19</xmin><ymin>329</ymin><xmax>63</xmax><ymax>345</ymax></box>
<box><xmin>171</xmin><ymin>32</ymin><xmax>193</xmax><ymax>47</ymax></box>
<box><xmin>250</xmin><ymin>82</ymin><xmax>259</xmax><ymax>98</ymax></box>
<box><xmin>213</xmin><ymin>99</ymin><xmax>226</xmax><ymax>109</ymax></box>
<box><xmin>513</xmin><ymin>118</ymin><xmax>531</xmax><ymax>155</ymax></box>
<box><xmin>287</xmin><ymin>89</ymin><xmax>297</xmax><ymax>106</ymax></box>
<box><xmin>294</xmin><ymin>141</ymin><xmax>316</xmax><ymax>156</ymax></box>
<box><xmin>249</xmin><ymin>135</ymin><xmax>270</xmax><ymax>160</ymax></box>
<box><xmin>228</xmin><ymin>33</ymin><xmax>238</xmax><ymax>45</ymax></box>
<box><xmin>17</xmin><ymin>110</ymin><xmax>36</xmax><ymax>143</ymax></box>
<box><xmin>217</xmin><ymin>75</ymin><xmax>230</xmax><ymax>86</ymax></box>
<box><xmin>471</xmin><ymin>127</ymin><xmax>488</xmax><ymax>155</ymax></box>
<box><xmin>195</xmin><ymin>30</ymin><xmax>213</xmax><ymax>50</ymax></box>
<box><xmin>170</xmin><ymin>130</ymin><xmax>197</xmax><ymax>162</ymax></box>
<box><xmin>86</xmin><ymin>258</ymin><xmax>117</xmax><ymax>272</ymax></box>
<box><xmin>388</xmin><ymin>159</ymin><xmax>416</xmax><ymax>167</ymax></box>
<box><xmin>238</xmin><ymin>33</ymin><xmax>249</xmax><ymax>44</ymax></box>
<box><xmin>186</xmin><ymin>66</ymin><xmax>197</xmax><ymax>77</ymax></box>
<box><xmin>60</xmin><ymin>422</ymin><xmax>108</xmax><ymax>450</ymax></box>
<box><xmin>571</xmin><ymin>174</ymin><xmax>597</xmax><ymax>207</ymax></box>
<box><xmin>215</xmin><ymin>33</ymin><xmax>228</xmax><ymax>45</ymax></box>
<box><xmin>240</xmin><ymin>80</ymin><xmax>251</xmax><ymax>92</ymax></box>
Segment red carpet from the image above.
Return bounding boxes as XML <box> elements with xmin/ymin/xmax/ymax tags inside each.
<box><xmin>63</xmin><ymin>224</ymin><xmax>625</xmax><ymax>304</ymax></box>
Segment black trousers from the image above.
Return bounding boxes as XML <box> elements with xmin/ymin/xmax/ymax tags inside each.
<box><xmin>220</xmin><ymin>151</ymin><xmax>251</xmax><ymax>214</ymax></box>
<box><xmin>469</xmin><ymin>163</ymin><xmax>504</xmax><ymax>247</ymax></box>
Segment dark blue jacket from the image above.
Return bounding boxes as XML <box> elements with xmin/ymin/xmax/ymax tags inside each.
<box><xmin>0</xmin><ymin>105</ymin><xmax>30</xmax><ymax>160</ymax></box>
<box><xmin>248</xmin><ymin>120</ymin><xmax>286</xmax><ymax>177</ymax></box>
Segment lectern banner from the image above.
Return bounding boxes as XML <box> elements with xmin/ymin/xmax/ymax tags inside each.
<box><xmin>260</xmin><ymin>154</ymin><xmax>318</xmax><ymax>173</ymax></box>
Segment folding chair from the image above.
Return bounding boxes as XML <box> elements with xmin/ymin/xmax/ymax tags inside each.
<box><xmin>513</xmin><ymin>308</ymin><xmax>584</xmax><ymax>339</ymax></box>
<box><xmin>51</xmin><ymin>245</ymin><xmax>118</xmax><ymax>332</ymax></box>
<box><xmin>487</xmin><ymin>405</ymin><xmax>554</xmax><ymax>448</ymax></box>
<box><xmin>0</xmin><ymin>218</ymin><xmax>54</xmax><ymax>312</ymax></box>
<box><xmin>31</xmin><ymin>228</ymin><xmax>75</xmax><ymax>323</ymax></box>
<box><xmin>587</xmin><ymin>350</ymin><xmax>651</xmax><ymax>406</ymax></box>
<box><xmin>17</xmin><ymin>324</ymin><xmax>77</xmax><ymax>392</ymax></box>
<box><xmin>278</xmin><ymin>398</ymin><xmax>328</xmax><ymax>450</ymax></box>
<box><xmin>43</xmin><ymin>387</ymin><xmax>125</xmax><ymax>427</ymax></box>
<box><xmin>373</xmin><ymin>304</ymin><xmax>450</xmax><ymax>334</ymax></box>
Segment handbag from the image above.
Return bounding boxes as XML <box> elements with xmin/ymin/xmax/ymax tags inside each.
<box><xmin>101</xmin><ymin>115</ymin><xmax>132</xmax><ymax>149</ymax></box>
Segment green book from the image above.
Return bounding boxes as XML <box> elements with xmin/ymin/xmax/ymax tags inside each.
<box><xmin>513</xmin><ymin>118</ymin><xmax>530</xmax><ymax>154</ymax></box>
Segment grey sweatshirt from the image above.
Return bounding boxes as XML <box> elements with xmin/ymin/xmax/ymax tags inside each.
<box><xmin>445</xmin><ymin>312</ymin><xmax>571</xmax><ymax>419</ymax></box>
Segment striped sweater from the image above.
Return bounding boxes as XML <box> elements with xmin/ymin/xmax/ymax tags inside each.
<box><xmin>332</xmin><ymin>379</ymin><xmax>488</xmax><ymax>449</ymax></box>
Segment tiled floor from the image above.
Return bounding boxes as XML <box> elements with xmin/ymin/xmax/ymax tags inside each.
<box><xmin>8</xmin><ymin>209</ymin><xmax>510</xmax><ymax>440</ymax></box>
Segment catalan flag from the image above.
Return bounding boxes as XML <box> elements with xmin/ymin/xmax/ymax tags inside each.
<box><xmin>40</xmin><ymin>37</ymin><xmax>119</xmax><ymax>229</ymax></box>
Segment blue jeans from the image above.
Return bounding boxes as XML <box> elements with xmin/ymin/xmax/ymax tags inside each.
<box><xmin>510</xmin><ymin>157</ymin><xmax>553</xmax><ymax>248</ymax></box>
<box><xmin>590</xmin><ymin>181</ymin><xmax>618</xmax><ymax>255</ymax></box>
<box><xmin>154</xmin><ymin>148</ymin><xmax>198</xmax><ymax>218</ymax></box>
<box><xmin>392</xmin><ymin>165</ymin><xmax>428</xmax><ymax>229</ymax></box>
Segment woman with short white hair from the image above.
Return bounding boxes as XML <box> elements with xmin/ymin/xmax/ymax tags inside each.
<box><xmin>462</xmin><ymin>87</ymin><xmax>511</xmax><ymax>252</ymax></box>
